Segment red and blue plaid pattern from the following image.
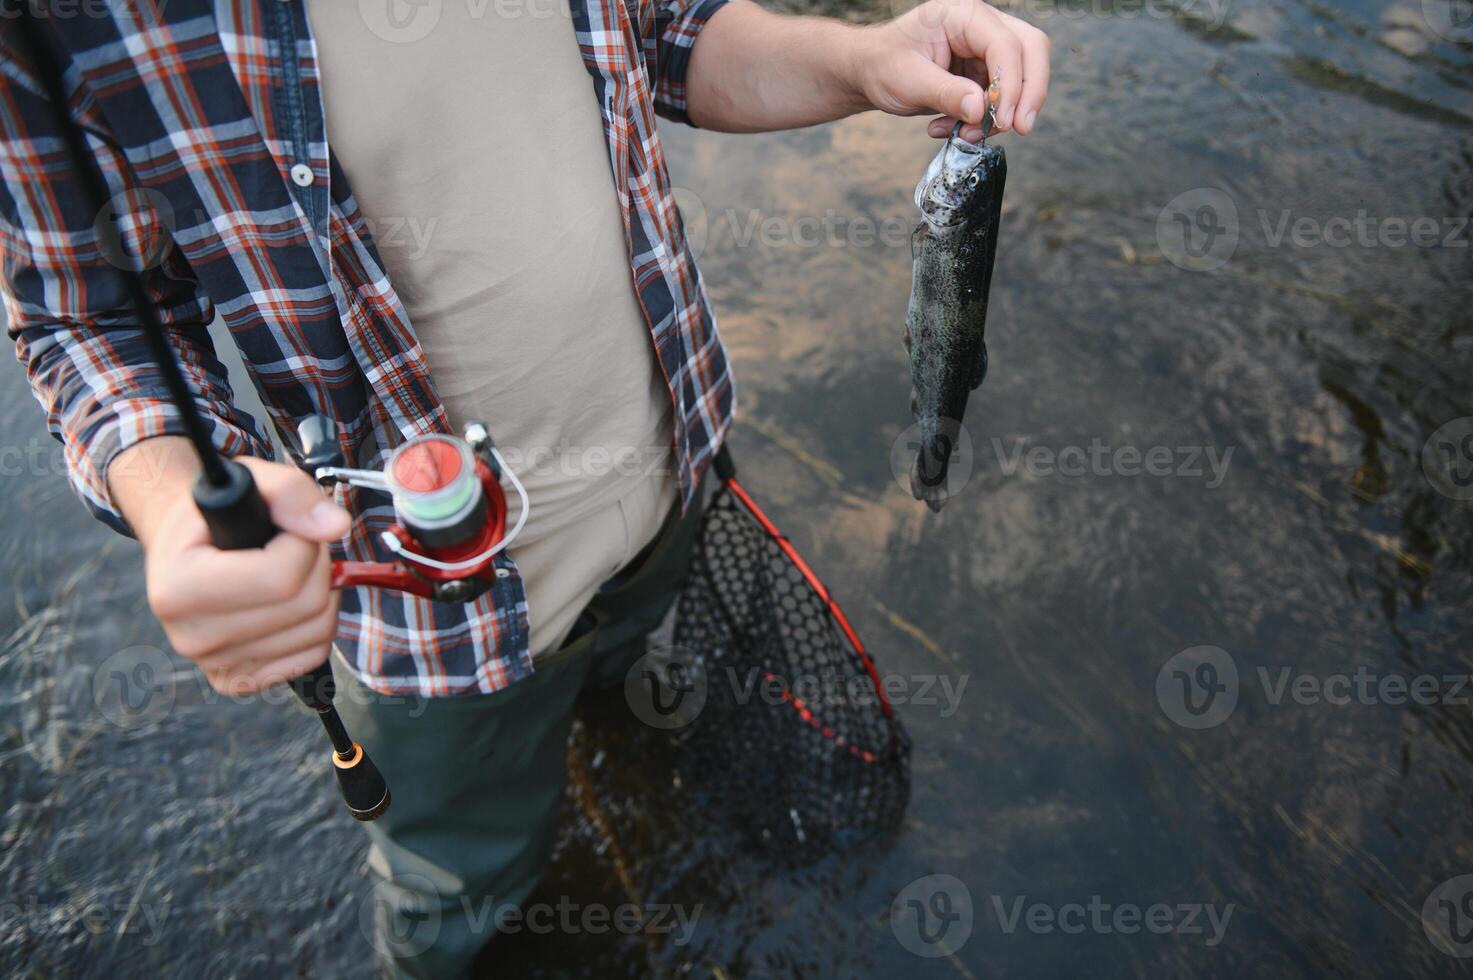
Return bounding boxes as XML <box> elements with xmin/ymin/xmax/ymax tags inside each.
<box><xmin>0</xmin><ymin>0</ymin><xmax>734</xmax><ymax>696</ymax></box>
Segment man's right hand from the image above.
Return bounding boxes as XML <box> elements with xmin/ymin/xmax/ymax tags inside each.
<box><xmin>110</xmin><ymin>437</ymin><xmax>351</xmax><ymax>695</ymax></box>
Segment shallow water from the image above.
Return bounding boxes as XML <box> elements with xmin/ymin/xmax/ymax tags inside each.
<box><xmin>3</xmin><ymin>0</ymin><xmax>1472</xmax><ymax>976</ymax></box>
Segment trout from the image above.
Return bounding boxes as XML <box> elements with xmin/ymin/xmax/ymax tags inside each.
<box><xmin>905</xmin><ymin>114</ymin><xmax>1006</xmax><ymax>511</ymax></box>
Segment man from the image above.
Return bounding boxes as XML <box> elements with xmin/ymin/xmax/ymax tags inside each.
<box><xmin>1</xmin><ymin>0</ymin><xmax>1047</xmax><ymax>973</ymax></box>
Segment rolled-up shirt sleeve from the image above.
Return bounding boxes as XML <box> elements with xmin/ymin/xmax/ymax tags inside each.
<box><xmin>652</xmin><ymin>0</ymin><xmax>729</xmax><ymax>124</ymax></box>
<box><xmin>0</xmin><ymin>55</ymin><xmax>272</xmax><ymax>537</ymax></box>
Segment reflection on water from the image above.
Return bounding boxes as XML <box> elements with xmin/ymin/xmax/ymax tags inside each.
<box><xmin>2</xmin><ymin>0</ymin><xmax>1471</xmax><ymax>976</ymax></box>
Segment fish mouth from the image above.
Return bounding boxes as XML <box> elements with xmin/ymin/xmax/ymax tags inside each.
<box><xmin>914</xmin><ymin>131</ymin><xmax>990</xmax><ymax>231</ymax></box>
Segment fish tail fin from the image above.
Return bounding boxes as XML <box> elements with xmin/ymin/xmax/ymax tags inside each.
<box><xmin>910</xmin><ymin>437</ymin><xmax>951</xmax><ymax>512</ymax></box>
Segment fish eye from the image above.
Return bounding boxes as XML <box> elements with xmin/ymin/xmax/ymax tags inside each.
<box><xmin>967</xmin><ymin>172</ymin><xmax>980</xmax><ymax>188</ymax></box>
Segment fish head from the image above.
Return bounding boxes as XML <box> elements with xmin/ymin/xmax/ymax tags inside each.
<box><xmin>914</xmin><ymin>130</ymin><xmax>1003</xmax><ymax>236</ymax></box>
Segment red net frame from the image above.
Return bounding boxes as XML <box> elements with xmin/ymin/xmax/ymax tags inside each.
<box><xmin>672</xmin><ymin>453</ymin><xmax>911</xmax><ymax>863</ymax></box>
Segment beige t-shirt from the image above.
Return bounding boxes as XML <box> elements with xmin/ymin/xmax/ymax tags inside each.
<box><xmin>305</xmin><ymin>0</ymin><xmax>674</xmax><ymax>549</ymax></box>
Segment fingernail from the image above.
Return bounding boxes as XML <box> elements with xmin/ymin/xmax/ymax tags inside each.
<box><xmin>960</xmin><ymin>92</ymin><xmax>982</xmax><ymax>122</ymax></box>
<box><xmin>999</xmin><ymin>106</ymin><xmax>1014</xmax><ymax>130</ymax></box>
<box><xmin>1023</xmin><ymin>109</ymin><xmax>1037</xmax><ymax>131</ymax></box>
<box><xmin>312</xmin><ymin>500</ymin><xmax>349</xmax><ymax>530</ymax></box>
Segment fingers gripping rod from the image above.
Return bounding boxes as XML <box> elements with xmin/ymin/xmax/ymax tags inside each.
<box><xmin>14</xmin><ymin>7</ymin><xmax>388</xmax><ymax>821</ymax></box>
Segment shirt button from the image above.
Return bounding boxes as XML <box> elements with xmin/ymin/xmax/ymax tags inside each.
<box><xmin>290</xmin><ymin>163</ymin><xmax>314</xmax><ymax>187</ymax></box>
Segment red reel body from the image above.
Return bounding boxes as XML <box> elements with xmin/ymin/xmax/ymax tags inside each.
<box><xmin>331</xmin><ymin>457</ymin><xmax>508</xmax><ymax>599</ymax></box>
<box><xmin>300</xmin><ymin>421</ymin><xmax>519</xmax><ymax>604</ymax></box>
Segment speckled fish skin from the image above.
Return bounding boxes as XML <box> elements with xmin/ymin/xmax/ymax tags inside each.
<box><xmin>906</xmin><ymin>132</ymin><xmax>1006</xmax><ymax>512</ymax></box>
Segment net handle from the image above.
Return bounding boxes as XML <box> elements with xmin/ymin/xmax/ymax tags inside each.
<box><xmin>714</xmin><ymin>447</ymin><xmax>897</xmax><ymax>722</ymax></box>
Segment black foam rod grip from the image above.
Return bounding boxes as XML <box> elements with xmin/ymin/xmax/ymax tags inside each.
<box><xmin>194</xmin><ymin>458</ymin><xmax>276</xmax><ymax>551</ymax></box>
<box><xmin>336</xmin><ymin>747</ymin><xmax>392</xmax><ymax>821</ymax></box>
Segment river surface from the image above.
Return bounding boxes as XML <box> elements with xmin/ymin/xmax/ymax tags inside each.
<box><xmin>3</xmin><ymin>0</ymin><xmax>1472</xmax><ymax>976</ymax></box>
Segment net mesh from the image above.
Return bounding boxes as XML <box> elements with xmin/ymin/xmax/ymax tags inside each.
<box><xmin>672</xmin><ymin>477</ymin><xmax>911</xmax><ymax>865</ymax></box>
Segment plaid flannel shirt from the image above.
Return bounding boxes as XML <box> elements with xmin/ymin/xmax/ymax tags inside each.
<box><xmin>0</xmin><ymin>0</ymin><xmax>734</xmax><ymax>696</ymax></box>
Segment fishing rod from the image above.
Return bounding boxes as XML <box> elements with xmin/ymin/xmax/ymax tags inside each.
<box><xmin>10</xmin><ymin>7</ymin><xmax>534</xmax><ymax>822</ymax></box>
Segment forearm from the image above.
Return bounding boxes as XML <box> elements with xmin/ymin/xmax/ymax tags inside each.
<box><xmin>685</xmin><ymin>1</ymin><xmax>871</xmax><ymax>132</ymax></box>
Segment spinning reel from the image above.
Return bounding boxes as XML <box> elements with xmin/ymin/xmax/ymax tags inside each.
<box><xmin>296</xmin><ymin>417</ymin><xmax>527</xmax><ymax>604</ymax></box>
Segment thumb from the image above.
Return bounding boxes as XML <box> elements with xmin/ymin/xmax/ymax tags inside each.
<box><xmin>238</xmin><ymin>456</ymin><xmax>351</xmax><ymax>543</ymax></box>
<box><xmin>895</xmin><ymin>57</ymin><xmax>986</xmax><ymax>124</ymax></box>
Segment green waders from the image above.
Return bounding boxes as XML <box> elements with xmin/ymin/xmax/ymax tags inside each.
<box><xmin>331</xmin><ymin>490</ymin><xmax>705</xmax><ymax>979</ymax></box>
